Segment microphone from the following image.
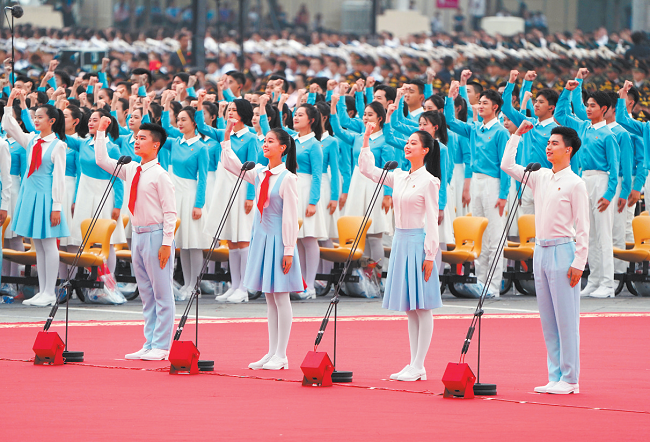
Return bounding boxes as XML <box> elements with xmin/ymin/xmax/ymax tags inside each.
<box><xmin>524</xmin><ymin>162</ymin><xmax>542</xmax><ymax>172</ymax></box>
<box><xmin>5</xmin><ymin>5</ymin><xmax>23</xmax><ymax>18</ymax></box>
<box><xmin>383</xmin><ymin>161</ymin><xmax>398</xmax><ymax>170</ymax></box>
<box><xmin>241</xmin><ymin>161</ymin><xmax>256</xmax><ymax>171</ymax></box>
<box><xmin>118</xmin><ymin>155</ymin><xmax>133</xmax><ymax>165</ymax></box>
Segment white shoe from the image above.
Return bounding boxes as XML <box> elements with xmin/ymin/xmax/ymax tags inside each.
<box><xmin>292</xmin><ymin>289</ymin><xmax>316</xmax><ymax>300</ymax></box>
<box><xmin>534</xmin><ymin>381</ymin><xmax>558</xmax><ymax>393</ymax></box>
<box><xmin>262</xmin><ymin>355</ymin><xmax>288</xmax><ymax>370</ymax></box>
<box><xmin>215</xmin><ymin>287</ymin><xmax>236</xmax><ymax>302</ymax></box>
<box><xmin>580</xmin><ymin>282</ymin><xmax>598</xmax><ymax>297</ymax></box>
<box><xmin>141</xmin><ymin>348</ymin><xmax>169</xmax><ymax>361</ymax></box>
<box><xmin>390</xmin><ymin>364</ymin><xmax>411</xmax><ymax>380</ymax></box>
<box><xmin>125</xmin><ymin>348</ymin><xmax>151</xmax><ymax>360</ymax></box>
<box><xmin>248</xmin><ymin>354</ymin><xmax>273</xmax><ymax>370</ymax></box>
<box><xmin>23</xmin><ymin>292</ymin><xmax>44</xmax><ymax>306</ymax></box>
<box><xmin>226</xmin><ymin>288</ymin><xmax>248</xmax><ymax>303</ymax></box>
<box><xmin>396</xmin><ymin>366</ymin><xmax>427</xmax><ymax>381</ymax></box>
<box><xmin>546</xmin><ymin>381</ymin><xmax>579</xmax><ymax>394</ymax></box>
<box><xmin>29</xmin><ymin>293</ymin><xmax>57</xmax><ymax>307</ymax></box>
<box><xmin>589</xmin><ymin>287</ymin><xmax>615</xmax><ymax>298</ymax></box>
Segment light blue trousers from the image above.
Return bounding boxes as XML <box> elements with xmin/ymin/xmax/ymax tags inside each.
<box><xmin>533</xmin><ymin>238</ymin><xmax>580</xmax><ymax>384</ymax></box>
<box><xmin>132</xmin><ymin>225</ymin><xmax>176</xmax><ymax>351</ymax></box>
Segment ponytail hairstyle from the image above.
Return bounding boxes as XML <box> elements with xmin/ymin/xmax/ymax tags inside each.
<box><xmin>453</xmin><ymin>95</ymin><xmax>468</xmax><ymax>122</ymax></box>
<box><xmin>265</xmin><ymin>102</ymin><xmax>280</xmax><ymax>129</ymax></box>
<box><xmin>270</xmin><ymin>128</ymin><xmax>297</xmax><ymax>173</ymax></box>
<box><xmin>426</xmin><ymin>94</ymin><xmax>445</xmax><ymax>111</ymax></box>
<box><xmin>419</xmin><ymin>111</ymin><xmax>448</xmax><ymax>145</ymax></box>
<box><xmin>93</xmin><ymin>108</ymin><xmax>120</xmax><ymax>141</ymax></box>
<box><xmin>202</xmin><ymin>102</ymin><xmax>219</xmax><ymax>128</ymax></box>
<box><xmin>39</xmin><ymin>104</ymin><xmax>66</xmax><ymax>141</ymax></box>
<box><xmin>67</xmin><ymin>104</ymin><xmax>89</xmax><ymax>138</ymax></box>
<box><xmin>170</xmin><ymin>100</ymin><xmax>183</xmax><ymax>120</ymax></box>
<box><xmin>366</xmin><ymin>101</ymin><xmax>386</xmax><ymax>128</ymax></box>
<box><xmin>344</xmin><ymin>95</ymin><xmax>357</xmax><ymax>117</ymax></box>
<box><xmin>233</xmin><ymin>98</ymin><xmax>254</xmax><ymax>126</ymax></box>
<box><xmin>280</xmin><ymin>102</ymin><xmax>293</xmax><ymax>130</ymax></box>
<box><xmin>315</xmin><ymin>101</ymin><xmax>333</xmax><ymax>135</ymax></box>
<box><xmin>149</xmin><ymin>101</ymin><xmax>162</xmax><ymax>124</ymax></box>
<box><xmin>415</xmin><ymin>130</ymin><xmax>440</xmax><ymax>180</ymax></box>
<box><xmin>297</xmin><ymin>103</ymin><xmax>323</xmax><ymax>141</ymax></box>
<box><xmin>179</xmin><ymin>106</ymin><xmax>204</xmax><ymax>137</ymax></box>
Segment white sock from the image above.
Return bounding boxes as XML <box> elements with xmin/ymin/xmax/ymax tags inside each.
<box><xmin>266</xmin><ymin>292</ymin><xmax>279</xmax><ymax>357</ymax></box>
<box><xmin>299</xmin><ymin>237</ymin><xmax>319</xmax><ymax>290</ymax></box>
<box><xmin>412</xmin><ymin>310</ymin><xmax>433</xmax><ymax>371</ymax></box>
<box><xmin>189</xmin><ymin>249</ymin><xmax>203</xmax><ymax>291</ymax></box>
<box><xmin>238</xmin><ymin>246</ymin><xmax>249</xmax><ymax>291</ymax></box>
<box><xmin>367</xmin><ymin>234</ymin><xmax>384</xmax><ymax>267</ymax></box>
<box><xmin>272</xmin><ymin>292</ymin><xmax>292</xmax><ymax>359</ymax></box>
<box><xmin>228</xmin><ymin>249</ymin><xmax>241</xmax><ymax>291</ymax></box>
<box><xmin>32</xmin><ymin>239</ymin><xmax>47</xmax><ymax>295</ymax></box>
<box><xmin>318</xmin><ymin>240</ymin><xmax>334</xmax><ymax>275</ymax></box>
<box><xmin>34</xmin><ymin>238</ymin><xmax>59</xmax><ymax>296</ymax></box>
<box><xmin>180</xmin><ymin>249</ymin><xmax>191</xmax><ymax>289</ymax></box>
<box><xmin>406</xmin><ymin>310</ymin><xmax>419</xmax><ymax>366</ymax></box>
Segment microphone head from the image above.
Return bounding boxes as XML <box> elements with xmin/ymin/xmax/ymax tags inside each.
<box><xmin>384</xmin><ymin>160</ymin><xmax>398</xmax><ymax>170</ymax></box>
<box><xmin>531</xmin><ymin>162</ymin><xmax>542</xmax><ymax>171</ymax></box>
<box><xmin>121</xmin><ymin>156</ymin><xmax>133</xmax><ymax>165</ymax></box>
<box><xmin>12</xmin><ymin>5</ymin><xmax>23</xmax><ymax>18</ymax></box>
<box><xmin>242</xmin><ymin>161</ymin><xmax>256</xmax><ymax>171</ymax></box>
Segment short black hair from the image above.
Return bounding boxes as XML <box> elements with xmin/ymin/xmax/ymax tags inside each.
<box><xmin>467</xmin><ymin>81</ymin><xmax>484</xmax><ymax>95</ymax></box>
<box><xmin>131</xmin><ymin>68</ymin><xmax>153</xmax><ymax>86</ymax></box>
<box><xmin>537</xmin><ymin>88</ymin><xmax>559</xmax><ymax>107</ymax></box>
<box><xmin>225</xmin><ymin>70</ymin><xmax>246</xmax><ymax>86</ymax></box>
<box><xmin>407</xmin><ymin>79</ymin><xmax>425</xmax><ymax>95</ymax></box>
<box><xmin>309</xmin><ymin>76</ymin><xmax>328</xmax><ymax>93</ymax></box>
<box><xmin>607</xmin><ymin>92</ymin><xmax>620</xmax><ymax>114</ymax></box>
<box><xmin>54</xmin><ymin>70</ymin><xmax>71</xmax><ymax>88</ymax></box>
<box><xmin>628</xmin><ymin>86</ymin><xmax>641</xmax><ymax>107</ymax></box>
<box><xmin>479</xmin><ymin>89</ymin><xmax>504</xmax><ymax>113</ymax></box>
<box><xmin>551</xmin><ymin>126</ymin><xmax>581</xmax><ymax>158</ymax></box>
<box><xmin>138</xmin><ymin>123</ymin><xmax>167</xmax><ymax>149</ymax></box>
<box><xmin>374</xmin><ymin>84</ymin><xmax>396</xmax><ymax>103</ymax></box>
<box><xmin>588</xmin><ymin>91</ymin><xmax>611</xmax><ymax>114</ymax></box>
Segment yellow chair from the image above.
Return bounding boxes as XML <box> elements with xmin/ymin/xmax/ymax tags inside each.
<box><xmin>203</xmin><ymin>240</ymin><xmax>230</xmax><ymax>262</ymax></box>
<box><xmin>613</xmin><ymin>216</ymin><xmax>650</xmax><ymax>263</ymax></box>
<box><xmin>441</xmin><ymin>216</ymin><xmax>489</xmax><ymax>265</ymax></box>
<box><xmin>1</xmin><ymin>216</ymin><xmax>9</xmax><ymax>248</ymax></box>
<box><xmin>319</xmin><ymin>216</ymin><xmax>372</xmax><ymax>263</ymax></box>
<box><xmin>59</xmin><ymin>219</ymin><xmax>117</xmax><ymax>268</ymax></box>
<box><xmin>116</xmin><ymin>219</ymin><xmax>181</xmax><ymax>263</ymax></box>
<box><xmin>2</xmin><ymin>215</ymin><xmax>39</xmax><ymax>271</ymax></box>
<box><xmin>503</xmin><ymin>215</ymin><xmax>535</xmax><ymax>262</ymax></box>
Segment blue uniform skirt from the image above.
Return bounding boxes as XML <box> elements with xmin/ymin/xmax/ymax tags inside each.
<box><xmin>383</xmin><ymin>228</ymin><xmax>442</xmax><ymax>312</ymax></box>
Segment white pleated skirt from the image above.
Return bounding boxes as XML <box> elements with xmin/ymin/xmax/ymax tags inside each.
<box><xmin>204</xmin><ymin>162</ymin><xmax>253</xmax><ymax>243</ymax></box>
<box><xmin>205</xmin><ymin>170</ymin><xmax>216</xmax><ymax>211</ymax></box>
<box><xmin>439</xmin><ymin>183</ymin><xmax>454</xmax><ymax>245</ymax></box>
<box><xmin>318</xmin><ymin>173</ymin><xmax>340</xmax><ymax>239</ymax></box>
<box><xmin>343</xmin><ymin>167</ymin><xmax>393</xmax><ymax>235</ymax></box>
<box><xmin>451</xmin><ymin>163</ymin><xmax>468</xmax><ymax>217</ymax></box>
<box><xmin>4</xmin><ymin>174</ymin><xmax>21</xmax><ymax>239</ymax></box>
<box><xmin>70</xmin><ymin>174</ymin><xmax>126</xmax><ymax>246</ymax></box>
<box><xmin>297</xmin><ymin>172</ymin><xmax>328</xmax><ymax>239</ymax></box>
<box><xmin>58</xmin><ymin>175</ymin><xmax>77</xmax><ymax>247</ymax></box>
<box><xmin>172</xmin><ymin>175</ymin><xmax>211</xmax><ymax>249</ymax></box>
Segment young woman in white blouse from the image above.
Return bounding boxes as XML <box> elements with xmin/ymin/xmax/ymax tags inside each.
<box><xmin>359</xmin><ymin>123</ymin><xmax>442</xmax><ymax>382</ymax></box>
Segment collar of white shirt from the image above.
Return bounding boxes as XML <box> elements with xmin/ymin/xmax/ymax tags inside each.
<box><xmin>591</xmin><ymin>121</ymin><xmax>607</xmax><ymax>130</ymax></box>
<box><xmin>40</xmin><ymin>133</ymin><xmax>56</xmax><ymax>143</ymax></box>
<box><xmin>607</xmin><ymin>121</ymin><xmax>619</xmax><ymax>129</ymax></box>
<box><xmin>140</xmin><ymin>159</ymin><xmax>159</xmax><ymax>172</ymax></box>
<box><xmin>257</xmin><ymin>134</ymin><xmax>264</xmax><ymax>141</ymax></box>
<box><xmin>537</xmin><ymin>117</ymin><xmax>555</xmax><ymax>127</ymax></box>
<box><xmin>481</xmin><ymin>117</ymin><xmax>498</xmax><ymax>131</ymax></box>
<box><xmin>89</xmin><ymin>137</ymin><xmax>95</xmax><ymax>146</ymax></box>
<box><xmin>551</xmin><ymin>165</ymin><xmax>572</xmax><ymax>180</ymax></box>
<box><xmin>232</xmin><ymin>127</ymin><xmax>249</xmax><ymax>138</ymax></box>
<box><xmin>321</xmin><ymin>132</ymin><xmax>330</xmax><ymax>141</ymax></box>
<box><xmin>296</xmin><ymin>132</ymin><xmax>315</xmax><ymax>144</ymax></box>
<box><xmin>128</xmin><ymin>134</ymin><xmax>135</xmax><ymax>144</ymax></box>
<box><xmin>410</xmin><ymin>107</ymin><xmax>424</xmax><ymax>117</ymax></box>
<box><xmin>408</xmin><ymin>165</ymin><xmax>427</xmax><ymax>178</ymax></box>
<box><xmin>266</xmin><ymin>162</ymin><xmax>287</xmax><ymax>175</ymax></box>
<box><xmin>369</xmin><ymin>130</ymin><xmax>384</xmax><ymax>141</ymax></box>
<box><xmin>181</xmin><ymin>135</ymin><xmax>201</xmax><ymax>145</ymax></box>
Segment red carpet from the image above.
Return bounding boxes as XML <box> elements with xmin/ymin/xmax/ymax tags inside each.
<box><xmin>2</xmin><ymin>313</ymin><xmax>649</xmax><ymax>440</ymax></box>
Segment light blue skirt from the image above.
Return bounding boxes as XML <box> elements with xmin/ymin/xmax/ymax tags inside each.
<box><xmin>383</xmin><ymin>228</ymin><xmax>442</xmax><ymax>312</ymax></box>
<box><xmin>12</xmin><ymin>177</ymin><xmax>70</xmax><ymax>239</ymax></box>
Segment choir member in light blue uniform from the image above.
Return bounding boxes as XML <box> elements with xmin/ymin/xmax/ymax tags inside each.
<box><xmin>555</xmin><ymin>81</ymin><xmax>619</xmax><ymax>299</ymax></box>
<box><xmin>65</xmin><ymin>110</ymin><xmax>127</xmax><ymax>276</ymax></box>
<box><xmin>331</xmin><ymin>96</ymin><xmax>394</xmax><ymax>269</ymax></box>
<box><xmin>359</xmin><ymin>123</ymin><xmax>441</xmax><ymax>382</ymax></box>
<box><xmin>252</xmin><ymin>95</ymin><xmax>273</xmax><ymax>165</ymax></box>
<box><xmin>0</xmin><ymin>136</ymin><xmax>11</xmax><ymax>289</ymax></box>
<box><xmin>160</xmin><ymin>106</ymin><xmax>210</xmax><ymax>298</ymax></box>
<box><xmin>2</xmin><ymin>99</ymin><xmax>70</xmax><ymax>307</ymax></box>
<box><xmin>201</xmin><ymin>98</ymin><xmax>259</xmax><ymax>303</ymax></box>
<box><xmin>315</xmin><ymin>101</ymin><xmax>341</xmax><ymax>242</ymax></box>
<box><xmin>221</xmin><ymin>123</ymin><xmax>303</xmax><ymax>371</ymax></box>
<box><xmin>445</xmin><ymin>82</ymin><xmax>511</xmax><ymax>297</ymax></box>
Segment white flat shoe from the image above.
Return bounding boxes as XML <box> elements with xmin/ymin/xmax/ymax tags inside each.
<box><xmin>125</xmin><ymin>348</ymin><xmax>151</xmax><ymax>360</ymax></box>
<box><xmin>248</xmin><ymin>354</ymin><xmax>273</xmax><ymax>370</ymax></box>
<box><xmin>390</xmin><ymin>364</ymin><xmax>411</xmax><ymax>380</ymax></box>
<box><xmin>226</xmin><ymin>289</ymin><xmax>249</xmax><ymax>303</ymax></box>
<box><xmin>141</xmin><ymin>348</ymin><xmax>169</xmax><ymax>361</ymax></box>
<box><xmin>397</xmin><ymin>366</ymin><xmax>426</xmax><ymax>381</ymax></box>
<box><xmin>29</xmin><ymin>293</ymin><xmax>56</xmax><ymax>307</ymax></box>
<box><xmin>23</xmin><ymin>292</ymin><xmax>44</xmax><ymax>306</ymax></box>
<box><xmin>262</xmin><ymin>355</ymin><xmax>288</xmax><ymax>370</ymax></box>
<box><xmin>215</xmin><ymin>287</ymin><xmax>235</xmax><ymax>302</ymax></box>
<box><xmin>546</xmin><ymin>381</ymin><xmax>579</xmax><ymax>394</ymax></box>
<box><xmin>534</xmin><ymin>381</ymin><xmax>558</xmax><ymax>393</ymax></box>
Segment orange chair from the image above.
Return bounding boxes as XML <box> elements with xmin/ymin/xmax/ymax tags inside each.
<box><xmin>502</xmin><ymin>214</ymin><xmax>536</xmax><ymax>295</ymax></box>
<box><xmin>2</xmin><ymin>216</ymin><xmax>41</xmax><ymax>286</ymax></box>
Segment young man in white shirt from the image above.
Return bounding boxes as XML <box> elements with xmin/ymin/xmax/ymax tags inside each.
<box><xmin>95</xmin><ymin>119</ymin><xmax>177</xmax><ymax>361</ymax></box>
<box><xmin>502</xmin><ymin>120</ymin><xmax>590</xmax><ymax>395</ymax></box>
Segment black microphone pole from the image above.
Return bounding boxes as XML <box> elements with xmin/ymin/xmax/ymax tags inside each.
<box><xmin>312</xmin><ymin>160</ymin><xmax>398</xmax><ymax>383</ymax></box>
<box><xmin>171</xmin><ymin>160</ymin><xmax>256</xmax><ymax>372</ymax></box>
<box><xmin>459</xmin><ymin>162</ymin><xmax>540</xmax><ymax>396</ymax></box>
<box><xmin>41</xmin><ymin>155</ymin><xmax>131</xmax><ymax>363</ymax></box>
<box><xmin>4</xmin><ymin>6</ymin><xmax>23</xmax><ymax>88</ymax></box>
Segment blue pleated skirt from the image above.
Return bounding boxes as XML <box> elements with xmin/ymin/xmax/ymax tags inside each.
<box><xmin>12</xmin><ymin>175</ymin><xmax>70</xmax><ymax>239</ymax></box>
<box><xmin>383</xmin><ymin>228</ymin><xmax>442</xmax><ymax>312</ymax></box>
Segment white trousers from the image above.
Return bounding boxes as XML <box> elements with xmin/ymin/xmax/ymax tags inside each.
<box><xmin>452</xmin><ymin>164</ymin><xmax>469</xmax><ymax>217</ymax></box>
<box><xmin>583</xmin><ymin>172</ymin><xmax>615</xmax><ymax>289</ymax></box>
<box><xmin>611</xmin><ymin>178</ymin><xmax>628</xmax><ymax>274</ymax></box>
<box><xmin>470</xmin><ymin>173</ymin><xmax>504</xmax><ymax>296</ymax></box>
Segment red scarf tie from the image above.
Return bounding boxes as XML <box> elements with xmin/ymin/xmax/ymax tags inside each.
<box><xmin>257</xmin><ymin>170</ymin><xmax>272</xmax><ymax>219</ymax></box>
<box><xmin>27</xmin><ymin>139</ymin><xmax>44</xmax><ymax>178</ymax></box>
<box><xmin>128</xmin><ymin>165</ymin><xmax>142</xmax><ymax>215</ymax></box>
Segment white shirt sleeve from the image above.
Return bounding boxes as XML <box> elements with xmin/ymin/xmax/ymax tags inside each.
<box><xmin>358</xmin><ymin>147</ymin><xmax>395</xmax><ymax>188</ymax></box>
<box><xmin>279</xmin><ymin>172</ymin><xmax>299</xmax><ymax>255</ymax></box>
<box><xmin>2</xmin><ymin>107</ymin><xmax>33</xmax><ymax>149</ymax></box>
<box><xmin>500</xmin><ymin>134</ymin><xmax>537</xmax><ymax>191</ymax></box>
<box><xmin>0</xmin><ymin>139</ymin><xmax>11</xmax><ymax>211</ymax></box>
<box><xmin>51</xmin><ymin>140</ymin><xmax>66</xmax><ymax>212</ymax></box>
<box><xmin>95</xmin><ymin>131</ymin><xmax>126</xmax><ymax>180</ymax></box>
<box><xmin>571</xmin><ymin>179</ymin><xmax>590</xmax><ymax>270</ymax></box>
<box><xmin>424</xmin><ymin>177</ymin><xmax>440</xmax><ymax>261</ymax></box>
<box><xmin>158</xmin><ymin>171</ymin><xmax>177</xmax><ymax>247</ymax></box>
<box><xmin>220</xmin><ymin>140</ymin><xmax>257</xmax><ymax>185</ymax></box>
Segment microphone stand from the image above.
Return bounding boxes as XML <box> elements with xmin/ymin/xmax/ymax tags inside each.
<box><xmin>459</xmin><ymin>162</ymin><xmax>540</xmax><ymax>395</ymax></box>
<box><xmin>312</xmin><ymin>160</ymin><xmax>398</xmax><ymax>383</ymax></box>
<box><xmin>3</xmin><ymin>6</ymin><xmax>22</xmax><ymax>88</ymax></box>
<box><xmin>40</xmin><ymin>155</ymin><xmax>131</xmax><ymax>363</ymax></box>
<box><xmin>170</xmin><ymin>160</ymin><xmax>255</xmax><ymax>373</ymax></box>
